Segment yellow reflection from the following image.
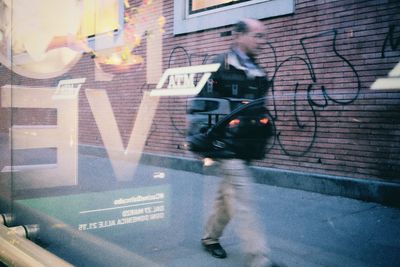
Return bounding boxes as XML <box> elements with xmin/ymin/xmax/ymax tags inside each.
<box><xmin>0</xmin><ymin>0</ymin><xmax>85</xmax><ymax>78</ymax></box>
<box><xmin>80</xmin><ymin>0</ymin><xmax>120</xmax><ymax>37</ymax></box>
<box><xmin>95</xmin><ymin>0</ymin><xmax>164</xmax><ymax>77</ymax></box>
<box><xmin>192</xmin><ymin>0</ymin><xmax>241</xmax><ymax>11</ymax></box>
<box><xmin>0</xmin><ymin>0</ymin><xmax>123</xmax><ymax>78</ymax></box>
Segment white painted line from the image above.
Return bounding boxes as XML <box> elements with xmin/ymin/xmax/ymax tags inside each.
<box><xmin>79</xmin><ymin>201</ymin><xmax>164</xmax><ymax>214</ymax></box>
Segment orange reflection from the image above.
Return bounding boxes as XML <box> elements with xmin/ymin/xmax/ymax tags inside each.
<box><xmin>95</xmin><ymin>1</ymin><xmax>166</xmax><ymax>74</ymax></box>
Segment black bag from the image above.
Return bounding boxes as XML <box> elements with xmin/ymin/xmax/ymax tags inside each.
<box><xmin>186</xmin><ymin>97</ymin><xmax>274</xmax><ymax>159</ymax></box>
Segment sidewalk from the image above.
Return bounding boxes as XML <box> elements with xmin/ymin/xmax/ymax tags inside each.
<box><xmin>43</xmin><ymin>158</ymin><xmax>398</xmax><ymax>267</ymax></box>
<box><xmin>135</xmin><ymin>165</ymin><xmax>400</xmax><ymax>267</ymax></box>
<box><xmin>3</xmin><ymin>148</ymin><xmax>400</xmax><ymax>267</ymax></box>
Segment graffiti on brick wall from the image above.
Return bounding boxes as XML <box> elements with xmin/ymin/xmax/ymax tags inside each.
<box><xmin>164</xmin><ymin>23</ymin><xmax>400</xmax><ymax>159</ymax></box>
<box><xmin>168</xmin><ymin>30</ymin><xmax>361</xmax><ymax>156</ymax></box>
<box><xmin>269</xmin><ymin>29</ymin><xmax>361</xmax><ymax>156</ymax></box>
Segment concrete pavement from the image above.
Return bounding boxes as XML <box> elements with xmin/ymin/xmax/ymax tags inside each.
<box><xmin>41</xmin><ymin>156</ymin><xmax>399</xmax><ymax>267</ymax></box>
<box><xmin>131</xmin><ymin>164</ymin><xmax>400</xmax><ymax>267</ymax></box>
<box><xmin>2</xmin><ymin>144</ymin><xmax>400</xmax><ymax>266</ymax></box>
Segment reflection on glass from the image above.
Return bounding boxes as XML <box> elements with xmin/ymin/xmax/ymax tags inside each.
<box><xmin>0</xmin><ymin>0</ymin><xmax>86</xmax><ymax>78</ymax></box>
<box><xmin>1</xmin><ymin>83</ymin><xmax>79</xmax><ymax>189</ymax></box>
<box><xmin>0</xmin><ymin>0</ymin><xmax>170</xmax><ymax>265</ymax></box>
<box><xmin>0</xmin><ymin>0</ymin><xmax>125</xmax><ymax>79</ymax></box>
<box><xmin>0</xmin><ymin>0</ymin><xmax>399</xmax><ymax>267</ymax></box>
<box><xmin>80</xmin><ymin>0</ymin><xmax>120</xmax><ymax>37</ymax></box>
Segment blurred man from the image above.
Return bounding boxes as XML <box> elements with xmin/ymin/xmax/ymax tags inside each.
<box><xmin>197</xmin><ymin>18</ymin><xmax>281</xmax><ymax>267</ymax></box>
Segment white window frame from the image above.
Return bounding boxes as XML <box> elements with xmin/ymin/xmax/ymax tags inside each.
<box><xmin>174</xmin><ymin>0</ymin><xmax>295</xmax><ymax>35</ymax></box>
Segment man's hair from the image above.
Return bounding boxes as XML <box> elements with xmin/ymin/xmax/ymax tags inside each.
<box><xmin>234</xmin><ymin>20</ymin><xmax>249</xmax><ymax>34</ymax></box>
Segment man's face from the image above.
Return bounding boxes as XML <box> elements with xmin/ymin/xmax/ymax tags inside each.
<box><xmin>238</xmin><ymin>20</ymin><xmax>266</xmax><ymax>57</ymax></box>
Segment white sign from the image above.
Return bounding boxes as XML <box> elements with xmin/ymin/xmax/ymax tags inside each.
<box><xmin>150</xmin><ymin>64</ymin><xmax>220</xmax><ymax>96</ymax></box>
<box><xmin>53</xmin><ymin>78</ymin><xmax>86</xmax><ymax>99</ymax></box>
<box><xmin>167</xmin><ymin>73</ymin><xmax>195</xmax><ymax>89</ymax></box>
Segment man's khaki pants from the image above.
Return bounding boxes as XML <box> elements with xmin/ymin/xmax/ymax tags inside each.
<box><xmin>202</xmin><ymin>159</ymin><xmax>271</xmax><ymax>267</ymax></box>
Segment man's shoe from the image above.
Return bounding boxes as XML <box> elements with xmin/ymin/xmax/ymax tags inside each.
<box><xmin>202</xmin><ymin>243</ymin><xmax>227</xmax><ymax>258</ymax></box>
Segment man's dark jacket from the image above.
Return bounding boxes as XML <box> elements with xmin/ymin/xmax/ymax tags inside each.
<box><xmin>198</xmin><ymin>49</ymin><xmax>269</xmax><ymax>100</ymax></box>
<box><xmin>187</xmin><ymin>48</ymin><xmax>272</xmax><ymax>159</ymax></box>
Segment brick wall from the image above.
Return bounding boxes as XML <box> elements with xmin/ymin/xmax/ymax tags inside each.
<box><xmin>0</xmin><ymin>0</ymin><xmax>399</xmax><ymax>181</ymax></box>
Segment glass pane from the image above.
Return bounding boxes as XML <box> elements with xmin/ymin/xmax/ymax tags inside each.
<box><xmin>0</xmin><ymin>0</ymin><xmax>400</xmax><ymax>267</ymax></box>
<box><xmin>0</xmin><ymin>0</ymin><xmax>12</xmax><ymax>225</ymax></box>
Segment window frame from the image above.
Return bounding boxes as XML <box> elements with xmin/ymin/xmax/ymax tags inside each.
<box><xmin>174</xmin><ymin>0</ymin><xmax>295</xmax><ymax>35</ymax></box>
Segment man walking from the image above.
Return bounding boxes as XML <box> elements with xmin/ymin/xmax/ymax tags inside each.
<box><xmin>197</xmin><ymin>18</ymin><xmax>282</xmax><ymax>267</ymax></box>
